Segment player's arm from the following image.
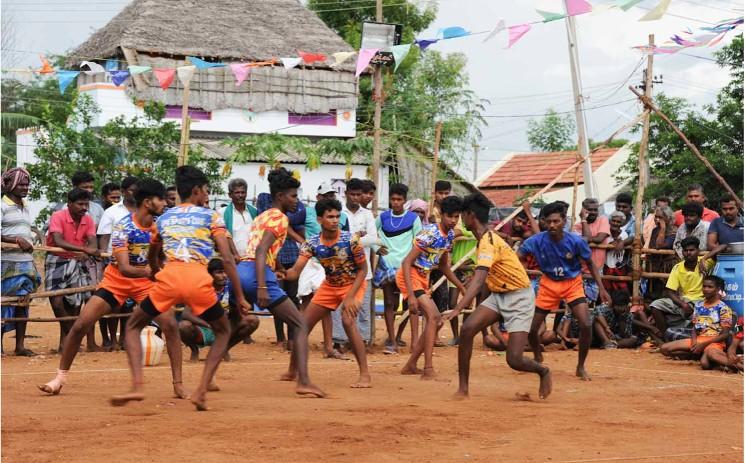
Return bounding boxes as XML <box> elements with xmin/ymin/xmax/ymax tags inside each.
<box><xmin>182</xmin><ymin>306</ymin><xmax>211</xmax><ymax>328</ymax></box>
<box><xmin>282</xmin><ymin>255</ymin><xmax>310</xmax><ymax>281</ymax></box>
<box><xmin>287</xmin><ymin>226</ymin><xmax>305</xmax><ymax>245</ymax></box>
<box><xmin>584</xmin><ymin>257</ymin><xmax>611</xmax><ymax>305</ymax></box>
<box><xmin>114</xmin><ymin>250</ymin><xmax>150</xmax><ymax>278</ymax></box>
<box><xmin>227</xmin><ymin>237</ymin><xmax>241</xmax><ymax>264</ymax></box>
<box><xmin>438</xmin><ymin>252</ymin><xmax>466</xmax><ymax>295</ymax></box>
<box><xmin>442</xmin><ymin>267</ymin><xmax>487</xmax><ymax>322</ymax></box>
<box><xmin>343</xmin><ymin>253</ymin><xmax>368</xmax><ymax>318</ymax></box>
<box><xmin>147</xmin><ymin>235</ymin><xmax>163</xmax><ymax>278</ymax></box>
<box><xmin>254</xmin><ymin>230</ymin><xmax>277</xmax><ymax>308</ymax></box>
<box><xmin>401</xmin><ymin>246</ymin><xmax>424</xmax><ymax>314</ymax></box>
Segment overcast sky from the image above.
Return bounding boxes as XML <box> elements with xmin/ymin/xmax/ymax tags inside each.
<box><xmin>2</xmin><ymin>0</ymin><xmax>742</xmax><ymax>179</ymax></box>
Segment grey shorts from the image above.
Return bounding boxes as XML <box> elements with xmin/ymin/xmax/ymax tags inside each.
<box><xmin>480</xmin><ymin>287</ymin><xmax>535</xmax><ymax>333</ymax></box>
<box><xmin>649</xmin><ymin>297</ymin><xmax>693</xmax><ymax>328</ymax></box>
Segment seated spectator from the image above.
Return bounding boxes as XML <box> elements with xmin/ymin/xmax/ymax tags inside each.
<box><xmin>603</xmin><ymin>211</ymin><xmax>630</xmax><ymax>294</ymax></box>
<box><xmin>557</xmin><ymin>308</ymin><xmax>595</xmax><ymax>350</ymax></box>
<box><xmin>594</xmin><ymin>291</ymin><xmax>640</xmax><ymax>349</ymax></box>
<box><xmin>649</xmin><ymin>237</ymin><xmax>713</xmax><ymax>337</ymax></box>
<box><xmin>700</xmin><ymin>195</ymin><xmax>744</xmax><ymax>270</ymax></box>
<box><xmin>642</xmin><ymin>197</ymin><xmax>671</xmax><ymax>248</ymax></box>
<box><xmin>647</xmin><ymin>205</ymin><xmax>677</xmax><ymax>301</ymax></box>
<box><xmin>672</xmin><ymin>202</ymin><xmax>709</xmax><ymax>259</ymax></box>
<box><xmin>673</xmin><ymin>184</ymin><xmax>720</xmax><ymax>227</ymax></box>
<box><xmin>660</xmin><ymin>275</ymin><xmax>733</xmax><ymax>370</ymax></box>
<box><xmin>727</xmin><ymin>316</ymin><xmax>743</xmax><ymax>371</ymax></box>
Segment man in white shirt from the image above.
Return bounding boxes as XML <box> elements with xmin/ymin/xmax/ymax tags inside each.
<box><xmin>219</xmin><ymin>178</ymin><xmax>257</xmax><ymax>260</ymax></box>
<box><xmin>97</xmin><ymin>176</ymin><xmax>138</xmax><ymax>253</ymax></box>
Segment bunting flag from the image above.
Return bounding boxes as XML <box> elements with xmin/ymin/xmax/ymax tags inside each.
<box><xmin>281</xmin><ymin>57</ymin><xmax>302</xmax><ymax>69</ymax></box>
<box><xmin>298</xmin><ymin>51</ymin><xmax>327</xmax><ymax>65</ymax></box>
<box><xmin>331</xmin><ymin>51</ymin><xmax>356</xmax><ymax>67</ymax></box>
<box><xmin>390</xmin><ymin>44</ymin><xmax>412</xmax><ymax>71</ymax></box>
<box><xmin>616</xmin><ymin>0</ymin><xmax>643</xmax><ymax>11</ymax></box>
<box><xmin>440</xmin><ymin>26</ymin><xmax>470</xmax><ymax>39</ymax></box>
<box><xmin>566</xmin><ymin>0</ymin><xmax>593</xmax><ymax>16</ymax></box>
<box><xmin>701</xmin><ymin>17</ymin><xmax>744</xmax><ymax>33</ymax></box>
<box><xmin>105</xmin><ymin>59</ymin><xmax>118</xmax><ymax>71</ymax></box>
<box><xmin>639</xmin><ymin>0</ymin><xmax>671</xmax><ymax>21</ymax></box>
<box><xmin>80</xmin><ymin>61</ymin><xmax>105</xmax><ymax>75</ymax></box>
<box><xmin>187</xmin><ymin>56</ymin><xmax>226</xmax><ymax>69</ymax></box>
<box><xmin>128</xmin><ymin>65</ymin><xmax>152</xmax><ymax>75</ymax></box>
<box><xmin>229</xmin><ymin>63</ymin><xmax>251</xmax><ymax>86</ymax></box>
<box><xmin>536</xmin><ymin>9</ymin><xmax>566</xmax><ymax>22</ymax></box>
<box><xmin>177</xmin><ymin>65</ymin><xmax>196</xmax><ymax>86</ymax></box>
<box><xmin>483</xmin><ymin>19</ymin><xmax>506</xmax><ymax>43</ymax></box>
<box><xmin>36</xmin><ymin>55</ymin><xmax>55</xmax><ymax>74</ymax></box>
<box><xmin>414</xmin><ymin>38</ymin><xmax>439</xmax><ymax>50</ymax></box>
<box><xmin>506</xmin><ymin>24</ymin><xmax>531</xmax><ymax>48</ymax></box>
<box><xmin>153</xmin><ymin>68</ymin><xmax>176</xmax><ymax>90</ymax></box>
<box><xmin>57</xmin><ymin>71</ymin><xmax>80</xmax><ymax>94</ymax></box>
<box><xmin>355</xmin><ymin>48</ymin><xmax>380</xmax><ymax>77</ymax></box>
<box><xmin>109</xmin><ymin>70</ymin><xmax>130</xmax><ymax>86</ymax></box>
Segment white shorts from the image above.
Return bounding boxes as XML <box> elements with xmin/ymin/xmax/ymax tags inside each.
<box><xmin>480</xmin><ymin>287</ymin><xmax>535</xmax><ymax>333</ymax></box>
<box><xmin>298</xmin><ymin>258</ymin><xmax>326</xmax><ymax>297</ymax></box>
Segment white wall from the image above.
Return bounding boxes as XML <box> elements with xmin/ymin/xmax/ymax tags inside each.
<box><xmin>80</xmin><ymin>84</ymin><xmax>356</xmax><ymax>138</ymax></box>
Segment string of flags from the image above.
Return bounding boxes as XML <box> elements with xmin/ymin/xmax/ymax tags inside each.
<box><xmin>31</xmin><ymin>0</ymin><xmax>735</xmax><ymax>94</ymax></box>
<box><xmin>633</xmin><ymin>17</ymin><xmax>743</xmax><ymax>55</ymax></box>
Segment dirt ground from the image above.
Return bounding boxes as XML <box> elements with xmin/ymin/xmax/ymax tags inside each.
<box><xmin>2</xmin><ymin>302</ymin><xmax>743</xmax><ymax>463</ymax></box>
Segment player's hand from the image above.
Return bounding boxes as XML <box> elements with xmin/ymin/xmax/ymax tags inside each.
<box><xmin>691</xmin><ymin>342</ymin><xmax>706</xmax><ymax>354</ymax></box>
<box><xmin>237</xmin><ymin>298</ymin><xmax>252</xmax><ymax>317</ymax></box>
<box><xmin>343</xmin><ymin>296</ymin><xmax>361</xmax><ymax>318</ymax></box>
<box><xmin>377</xmin><ymin>246</ymin><xmax>389</xmax><ymax>256</ymax></box>
<box><xmin>257</xmin><ymin>287</ymin><xmax>270</xmax><ymax>308</ymax></box>
<box><xmin>408</xmin><ymin>295</ymin><xmax>419</xmax><ymax>315</ymax></box>
<box><xmin>15</xmin><ymin>238</ymin><xmax>33</xmax><ymax>252</ymax></box>
<box><xmin>457</xmin><ymin>283</ymin><xmax>467</xmax><ymax>296</ymax></box>
<box><xmin>441</xmin><ymin>309</ymin><xmax>459</xmax><ymax>322</ymax></box>
<box><xmin>234</xmin><ymin>255</ymin><xmax>241</xmax><ymax>265</ymax></box>
<box><xmin>275</xmin><ymin>270</ymin><xmax>286</xmax><ymax>281</ymax></box>
<box><xmin>599</xmin><ymin>288</ymin><xmax>612</xmax><ymax>305</ymax></box>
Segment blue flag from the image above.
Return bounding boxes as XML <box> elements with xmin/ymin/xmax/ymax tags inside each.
<box><xmin>110</xmin><ymin>70</ymin><xmax>130</xmax><ymax>86</ymax></box>
<box><xmin>57</xmin><ymin>70</ymin><xmax>79</xmax><ymax>94</ymax></box>
<box><xmin>188</xmin><ymin>56</ymin><xmax>226</xmax><ymax>69</ymax></box>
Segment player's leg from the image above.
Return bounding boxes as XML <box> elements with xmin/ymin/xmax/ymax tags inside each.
<box><xmin>190</xmin><ymin>304</ymin><xmax>230</xmax><ymax>411</ymax></box>
<box><xmin>402</xmin><ymin>294</ymin><xmax>440</xmax><ymax>379</ymax></box>
<box><xmin>528</xmin><ymin>310</ymin><xmax>549</xmax><ymax>363</ymax></box>
<box><xmin>340</xmin><ymin>289</ymin><xmax>371</xmax><ymax>388</ymax></box>
<box><xmin>284</xmin><ymin>302</ymin><xmax>327</xmax><ymax>379</ymax></box>
<box><xmin>454</xmin><ymin>304</ymin><xmax>500</xmax><ymax>398</ymax></box>
<box><xmin>506</xmin><ymin>331</ymin><xmax>552</xmax><ymax>400</ymax></box>
<box><xmin>110</xmin><ymin>300</ymin><xmax>158</xmax><ymax>406</ymax></box>
<box><xmin>154</xmin><ymin>309</ymin><xmax>187</xmax><ymax>399</ymax></box>
<box><xmin>569</xmin><ymin>300</ymin><xmax>593</xmax><ymax>381</ymax></box>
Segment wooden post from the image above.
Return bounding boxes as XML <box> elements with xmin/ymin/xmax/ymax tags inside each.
<box><xmin>121</xmin><ymin>47</ymin><xmax>147</xmax><ymax>92</ymax></box>
<box><xmin>570</xmin><ymin>162</ymin><xmax>580</xmax><ymax>228</ymax></box>
<box><xmin>632</xmin><ymin>34</ymin><xmax>654</xmax><ymax>302</ymax></box>
<box><xmin>177</xmin><ymin>80</ymin><xmax>192</xmax><ymax>167</ymax></box>
<box><xmin>629</xmin><ymin>85</ymin><xmax>743</xmax><ymax>209</ymax></box>
<box><xmin>428</xmin><ymin>122</ymin><xmax>443</xmax><ymax>213</ymax></box>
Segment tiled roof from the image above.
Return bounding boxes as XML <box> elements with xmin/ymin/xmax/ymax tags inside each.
<box><xmin>482</xmin><ymin>187</ymin><xmax>560</xmax><ymax>207</ymax></box>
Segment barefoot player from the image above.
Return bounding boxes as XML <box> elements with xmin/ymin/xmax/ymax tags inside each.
<box><xmin>281</xmin><ymin>199</ymin><xmax>372</xmax><ymax>388</ymax></box>
<box><xmin>442</xmin><ymin>194</ymin><xmax>551</xmax><ymax>399</ymax></box>
<box><xmin>236</xmin><ymin>168</ymin><xmax>325</xmax><ymax>398</ymax></box>
<box><xmin>110</xmin><ymin>166</ymin><xmax>251</xmax><ymax>411</ymax></box>
<box><xmin>40</xmin><ymin>180</ymin><xmax>187</xmax><ymax>398</ymax></box>
<box><xmin>518</xmin><ymin>202</ymin><xmax>611</xmax><ymax>381</ymax></box>
<box><xmin>398</xmin><ymin>196</ymin><xmax>466</xmax><ymax>380</ymax></box>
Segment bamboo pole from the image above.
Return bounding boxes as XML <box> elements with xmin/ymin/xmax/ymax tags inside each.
<box><xmin>2</xmin><ymin>285</ymin><xmax>97</xmax><ymax>304</ymax></box>
<box><xmin>428</xmin><ymin>121</ymin><xmax>443</xmax><ymax>214</ymax></box>
<box><xmin>1</xmin><ymin>310</ymin><xmax>272</xmax><ymax>323</ymax></box>
<box><xmin>570</xmin><ymin>159</ymin><xmax>580</xmax><ymax>227</ymax></box>
<box><xmin>177</xmin><ymin>78</ymin><xmax>192</xmax><ymax>167</ymax></box>
<box><xmin>628</xmin><ymin>85</ymin><xmax>743</xmax><ymax>209</ymax></box>
<box><xmin>1</xmin><ymin>242</ymin><xmax>111</xmax><ymax>258</ymax></box>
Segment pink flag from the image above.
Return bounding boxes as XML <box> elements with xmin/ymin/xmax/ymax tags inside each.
<box><xmin>355</xmin><ymin>48</ymin><xmax>380</xmax><ymax>77</ymax></box>
<box><xmin>230</xmin><ymin>63</ymin><xmax>251</xmax><ymax>87</ymax></box>
<box><xmin>153</xmin><ymin>68</ymin><xmax>176</xmax><ymax>90</ymax></box>
<box><xmin>506</xmin><ymin>24</ymin><xmax>531</xmax><ymax>48</ymax></box>
<box><xmin>566</xmin><ymin>0</ymin><xmax>593</xmax><ymax>16</ymax></box>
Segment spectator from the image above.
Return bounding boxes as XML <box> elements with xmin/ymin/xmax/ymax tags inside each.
<box><xmin>68</xmin><ymin>171</ymin><xmax>105</xmax><ymax>226</ymax></box>
<box><xmin>649</xmin><ymin>236</ymin><xmax>713</xmax><ymax>336</ymax></box>
<box><xmin>615</xmin><ymin>192</ymin><xmax>636</xmax><ymax>245</ymax></box>
<box><xmin>1</xmin><ymin>167</ymin><xmax>41</xmax><ymax>356</ymax></box>
<box><xmin>573</xmin><ymin>198</ymin><xmax>611</xmax><ymax>303</ymax></box>
<box><xmin>673</xmin><ymin>202</ymin><xmax>710</xmax><ymax>258</ymax></box>
<box><xmin>496</xmin><ymin>201</ymin><xmax>540</xmax><ymax>245</ymax></box>
<box><xmin>165</xmin><ymin>185</ymin><xmax>178</xmax><ymax>209</ymax></box>
<box><xmin>647</xmin><ymin>205</ymin><xmax>677</xmax><ymax>301</ymax></box>
<box><xmin>97</xmin><ymin>176</ymin><xmax>138</xmax><ymax>253</ymax></box>
<box><xmin>359</xmin><ymin>179</ymin><xmax>377</xmax><ymax>210</ymax></box>
<box><xmin>642</xmin><ymin>197</ymin><xmax>670</xmax><ymax>248</ymax></box>
<box><xmin>727</xmin><ymin>316</ymin><xmax>743</xmax><ymax>371</ymax></box>
<box><xmin>700</xmin><ymin>194</ymin><xmax>744</xmax><ymax>270</ymax></box>
<box><xmin>220</xmin><ymin>178</ymin><xmax>258</xmax><ymax>259</ymax></box>
<box><xmin>100</xmin><ymin>182</ymin><xmax>121</xmax><ymax>210</ymax></box>
<box><xmin>429</xmin><ymin>180</ymin><xmax>451</xmax><ymax>224</ymax></box>
<box><xmin>673</xmin><ymin>184</ymin><xmax>719</xmax><ymax>227</ymax></box>
<box><xmin>603</xmin><ymin>211</ymin><xmax>630</xmax><ymax>294</ymax></box>
<box><xmin>594</xmin><ymin>291</ymin><xmax>640</xmax><ymax>349</ymax></box>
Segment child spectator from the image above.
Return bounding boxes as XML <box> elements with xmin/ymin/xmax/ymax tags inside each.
<box><xmin>594</xmin><ymin>291</ymin><xmax>641</xmax><ymax>349</ymax></box>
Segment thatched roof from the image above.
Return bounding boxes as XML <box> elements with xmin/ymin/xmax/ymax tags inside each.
<box><xmin>68</xmin><ymin>0</ymin><xmax>355</xmax><ymax>70</ymax></box>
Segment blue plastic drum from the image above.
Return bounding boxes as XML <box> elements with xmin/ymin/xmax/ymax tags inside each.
<box><xmin>714</xmin><ymin>252</ymin><xmax>744</xmax><ymax>316</ymax></box>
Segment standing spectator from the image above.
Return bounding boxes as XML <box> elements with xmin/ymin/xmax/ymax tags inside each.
<box><xmin>615</xmin><ymin>192</ymin><xmax>636</xmax><ymax>245</ymax></box>
<box><xmin>603</xmin><ymin>211</ymin><xmax>630</xmax><ymax>294</ymax></box>
<box><xmin>220</xmin><ymin>178</ymin><xmax>258</xmax><ymax>260</ymax></box>
<box><xmin>673</xmin><ymin>202</ymin><xmax>710</xmax><ymax>258</ymax></box>
<box><xmin>101</xmin><ymin>182</ymin><xmax>122</xmax><ymax>210</ymax></box>
<box><xmin>66</xmin><ymin>171</ymin><xmax>105</xmax><ymax>226</ymax></box>
<box><xmin>642</xmin><ymin>197</ymin><xmax>670</xmax><ymax>248</ymax></box>
<box><xmin>97</xmin><ymin>176</ymin><xmax>138</xmax><ymax>253</ymax></box>
<box><xmin>673</xmin><ymin>184</ymin><xmax>720</xmax><ymax>227</ymax></box>
<box><xmin>496</xmin><ymin>201</ymin><xmax>540</xmax><ymax>245</ymax></box>
<box><xmin>46</xmin><ymin>188</ymin><xmax>100</xmax><ymax>352</ymax></box>
<box><xmin>1</xmin><ymin>168</ymin><xmax>41</xmax><ymax>356</ymax></box>
<box><xmin>573</xmin><ymin>198</ymin><xmax>611</xmax><ymax>303</ymax></box>
<box><xmin>359</xmin><ymin>179</ymin><xmax>377</xmax><ymax>210</ymax></box>
<box><xmin>700</xmin><ymin>194</ymin><xmax>744</xmax><ymax>270</ymax></box>
<box><xmin>165</xmin><ymin>186</ymin><xmax>178</xmax><ymax>209</ymax></box>
<box><xmin>647</xmin><ymin>205</ymin><xmax>677</xmax><ymax>301</ymax></box>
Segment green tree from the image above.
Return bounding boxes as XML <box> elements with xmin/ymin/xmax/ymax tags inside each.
<box><xmin>526</xmin><ymin>108</ymin><xmax>575</xmax><ymax>152</ymax></box>
<box><xmin>615</xmin><ymin>35</ymin><xmax>743</xmax><ymax>207</ymax></box>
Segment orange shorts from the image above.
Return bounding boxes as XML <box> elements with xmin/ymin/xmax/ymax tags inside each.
<box><xmin>535</xmin><ymin>275</ymin><xmax>585</xmax><ymax>311</ymax></box>
<box><xmin>689</xmin><ymin>336</ymin><xmax>726</xmax><ymax>352</ymax></box>
<box><xmin>148</xmin><ymin>262</ymin><xmax>217</xmax><ymax>316</ymax></box>
<box><xmin>97</xmin><ymin>265</ymin><xmax>153</xmax><ymax>305</ymax></box>
<box><xmin>395</xmin><ymin>267</ymin><xmax>430</xmax><ymax>300</ymax></box>
<box><xmin>312</xmin><ymin>281</ymin><xmax>367</xmax><ymax>310</ymax></box>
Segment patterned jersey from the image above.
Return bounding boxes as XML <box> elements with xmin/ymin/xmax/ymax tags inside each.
<box><xmin>412</xmin><ymin>223</ymin><xmax>455</xmax><ymax>273</ymax></box>
<box><xmin>154</xmin><ymin>204</ymin><xmax>227</xmax><ymax>265</ymax></box>
<box><xmin>243</xmin><ymin>208</ymin><xmax>289</xmax><ymax>270</ymax></box>
<box><xmin>299</xmin><ymin>230</ymin><xmax>366</xmax><ymax>286</ymax></box>
<box><xmin>111</xmin><ymin>213</ymin><xmax>156</xmax><ymax>267</ymax></box>
<box><xmin>692</xmin><ymin>300</ymin><xmax>734</xmax><ymax>337</ymax></box>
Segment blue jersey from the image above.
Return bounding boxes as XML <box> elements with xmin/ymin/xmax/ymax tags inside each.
<box><xmin>155</xmin><ymin>204</ymin><xmax>227</xmax><ymax>265</ymax></box>
<box><xmin>413</xmin><ymin>223</ymin><xmax>455</xmax><ymax>273</ymax></box>
<box><xmin>518</xmin><ymin>231</ymin><xmax>591</xmax><ymax>281</ymax></box>
<box><xmin>111</xmin><ymin>213</ymin><xmax>155</xmax><ymax>267</ymax></box>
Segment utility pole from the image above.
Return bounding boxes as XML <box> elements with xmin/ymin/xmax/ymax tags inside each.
<box><xmin>371</xmin><ymin>0</ymin><xmax>383</xmax><ymax>214</ymax></box>
<box><xmin>472</xmin><ymin>143</ymin><xmax>480</xmax><ymax>182</ymax></box>
<box><xmin>563</xmin><ymin>1</ymin><xmax>595</xmax><ymax>198</ymax></box>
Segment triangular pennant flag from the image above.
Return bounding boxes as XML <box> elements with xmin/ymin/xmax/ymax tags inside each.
<box><xmin>616</xmin><ymin>0</ymin><xmax>643</xmax><ymax>11</ymax></box>
<box><xmin>80</xmin><ymin>61</ymin><xmax>105</xmax><ymax>75</ymax></box>
<box><xmin>390</xmin><ymin>44</ymin><xmax>412</xmax><ymax>71</ymax></box>
<box><xmin>440</xmin><ymin>26</ymin><xmax>470</xmax><ymax>39</ymax></box>
<box><xmin>298</xmin><ymin>51</ymin><xmax>327</xmax><ymax>65</ymax></box>
<box><xmin>483</xmin><ymin>19</ymin><xmax>506</xmax><ymax>43</ymax></box>
<box><xmin>536</xmin><ymin>9</ymin><xmax>566</xmax><ymax>22</ymax></box>
<box><xmin>57</xmin><ymin>71</ymin><xmax>79</xmax><ymax>94</ymax></box>
<box><xmin>590</xmin><ymin>4</ymin><xmax>616</xmax><ymax>16</ymax></box>
<box><xmin>229</xmin><ymin>63</ymin><xmax>251</xmax><ymax>87</ymax></box>
<box><xmin>639</xmin><ymin>0</ymin><xmax>671</xmax><ymax>21</ymax></box>
<box><xmin>566</xmin><ymin>0</ymin><xmax>592</xmax><ymax>16</ymax></box>
<box><xmin>281</xmin><ymin>57</ymin><xmax>302</xmax><ymax>69</ymax></box>
<box><xmin>153</xmin><ymin>68</ymin><xmax>176</xmax><ymax>90</ymax></box>
<box><xmin>37</xmin><ymin>55</ymin><xmax>54</xmax><ymax>74</ymax></box>
<box><xmin>355</xmin><ymin>48</ymin><xmax>380</xmax><ymax>77</ymax></box>
<box><xmin>331</xmin><ymin>51</ymin><xmax>356</xmax><ymax>67</ymax></box>
<box><xmin>177</xmin><ymin>65</ymin><xmax>196</xmax><ymax>86</ymax></box>
<box><xmin>109</xmin><ymin>70</ymin><xmax>130</xmax><ymax>86</ymax></box>
<box><xmin>708</xmin><ymin>32</ymin><xmax>727</xmax><ymax>47</ymax></box>
<box><xmin>187</xmin><ymin>56</ymin><xmax>226</xmax><ymax>69</ymax></box>
<box><xmin>128</xmin><ymin>65</ymin><xmax>152</xmax><ymax>75</ymax></box>
<box><xmin>506</xmin><ymin>24</ymin><xmax>531</xmax><ymax>48</ymax></box>
<box><xmin>414</xmin><ymin>38</ymin><xmax>439</xmax><ymax>50</ymax></box>
<box><xmin>105</xmin><ymin>59</ymin><xmax>118</xmax><ymax>71</ymax></box>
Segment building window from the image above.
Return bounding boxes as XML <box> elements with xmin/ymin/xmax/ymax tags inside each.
<box><xmin>165</xmin><ymin>105</ymin><xmax>211</xmax><ymax>121</ymax></box>
<box><xmin>288</xmin><ymin>110</ymin><xmax>337</xmax><ymax>126</ymax></box>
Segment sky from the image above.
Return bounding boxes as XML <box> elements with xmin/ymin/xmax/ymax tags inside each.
<box><xmin>2</xmin><ymin>0</ymin><xmax>742</xmax><ymax>180</ymax></box>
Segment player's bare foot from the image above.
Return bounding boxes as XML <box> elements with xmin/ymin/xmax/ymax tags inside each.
<box><xmin>576</xmin><ymin>366</ymin><xmax>592</xmax><ymax>381</ymax></box>
<box><xmin>15</xmin><ymin>348</ymin><xmax>36</xmax><ymax>357</ymax></box>
<box><xmin>191</xmin><ymin>390</ymin><xmax>208</xmax><ymax>411</ymax></box>
<box><xmin>38</xmin><ymin>382</ymin><xmax>62</xmax><ymax>395</ymax></box>
<box><xmin>350</xmin><ymin>374</ymin><xmax>372</xmax><ymax>388</ymax></box>
<box><xmin>420</xmin><ymin>367</ymin><xmax>437</xmax><ymax>380</ymax></box>
<box><xmin>400</xmin><ymin>365</ymin><xmax>424</xmax><ymax>375</ymax></box>
<box><xmin>539</xmin><ymin>368</ymin><xmax>553</xmax><ymax>399</ymax></box>
<box><xmin>452</xmin><ymin>390</ymin><xmax>469</xmax><ymax>400</ymax></box>
<box><xmin>280</xmin><ymin>371</ymin><xmax>297</xmax><ymax>381</ymax></box>
<box><xmin>110</xmin><ymin>391</ymin><xmax>145</xmax><ymax>407</ymax></box>
<box><xmin>223</xmin><ymin>352</ymin><xmax>231</xmax><ymax>362</ymax></box>
<box><xmin>296</xmin><ymin>383</ymin><xmax>326</xmax><ymax>398</ymax></box>
<box><xmin>515</xmin><ymin>392</ymin><xmax>532</xmax><ymax>401</ymax></box>
<box><xmin>207</xmin><ymin>380</ymin><xmax>220</xmax><ymax>392</ymax></box>
<box><xmin>172</xmin><ymin>382</ymin><xmax>189</xmax><ymax>399</ymax></box>
<box><xmin>86</xmin><ymin>345</ymin><xmax>104</xmax><ymax>353</ymax></box>
<box><xmin>534</xmin><ymin>351</ymin><xmax>544</xmax><ymax>363</ymax></box>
